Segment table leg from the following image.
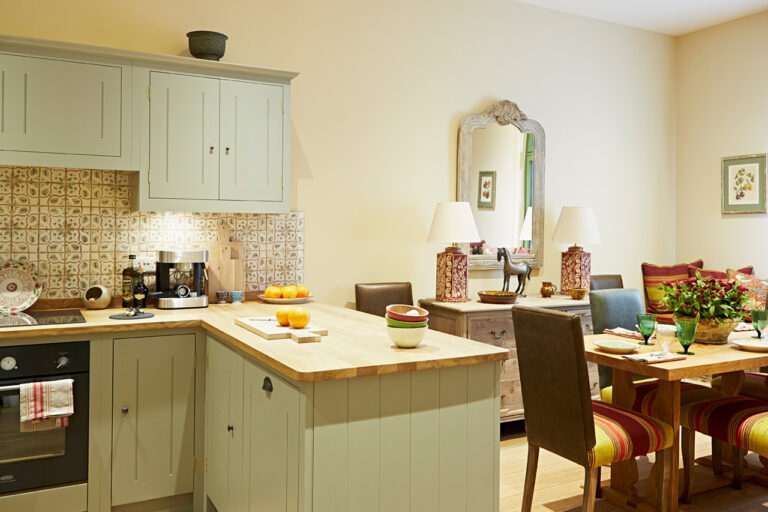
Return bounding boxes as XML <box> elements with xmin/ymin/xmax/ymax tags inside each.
<box><xmin>655</xmin><ymin>380</ymin><xmax>681</xmax><ymax>512</ymax></box>
<box><xmin>610</xmin><ymin>369</ymin><xmax>638</xmax><ymax>495</ymax></box>
<box><xmin>719</xmin><ymin>371</ymin><xmax>745</xmax><ymax>396</ymax></box>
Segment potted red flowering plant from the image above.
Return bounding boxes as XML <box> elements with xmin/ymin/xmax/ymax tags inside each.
<box><xmin>659</xmin><ymin>271</ymin><xmax>749</xmax><ymax>344</ymax></box>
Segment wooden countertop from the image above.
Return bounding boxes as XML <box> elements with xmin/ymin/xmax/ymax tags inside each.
<box><xmin>0</xmin><ymin>303</ymin><xmax>508</xmax><ymax>382</ymax></box>
<box><xmin>420</xmin><ymin>295</ymin><xmax>589</xmax><ymax>312</ymax></box>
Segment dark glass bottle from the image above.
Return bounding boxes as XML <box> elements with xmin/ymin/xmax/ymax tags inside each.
<box><xmin>133</xmin><ymin>265</ymin><xmax>148</xmax><ymax>309</ymax></box>
<box><xmin>122</xmin><ymin>255</ymin><xmax>138</xmax><ymax>308</ymax></box>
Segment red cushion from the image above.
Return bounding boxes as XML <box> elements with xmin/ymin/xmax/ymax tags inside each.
<box><xmin>641</xmin><ymin>260</ymin><xmax>703</xmax><ymax>313</ymax></box>
<box><xmin>688</xmin><ymin>266</ymin><xmax>754</xmax><ymax>279</ymax></box>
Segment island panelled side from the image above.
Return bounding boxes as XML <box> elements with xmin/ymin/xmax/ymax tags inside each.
<box><xmin>419</xmin><ymin>297</ymin><xmax>599</xmax><ymax>422</ymax></box>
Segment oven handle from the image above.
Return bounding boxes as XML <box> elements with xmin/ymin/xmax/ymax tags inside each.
<box><xmin>0</xmin><ymin>384</ymin><xmax>21</xmax><ymax>391</ymax></box>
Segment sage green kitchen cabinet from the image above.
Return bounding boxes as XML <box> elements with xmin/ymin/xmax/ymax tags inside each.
<box><xmin>205</xmin><ymin>336</ymin><xmax>244</xmax><ymax>512</ymax></box>
<box><xmin>0</xmin><ymin>52</ymin><xmax>133</xmax><ymax>169</ymax></box>
<box><xmin>111</xmin><ymin>334</ymin><xmax>196</xmax><ymax>506</ymax></box>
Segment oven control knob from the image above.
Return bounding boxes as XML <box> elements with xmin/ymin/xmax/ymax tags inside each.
<box><xmin>56</xmin><ymin>356</ymin><xmax>70</xmax><ymax>369</ymax></box>
<box><xmin>0</xmin><ymin>356</ymin><xmax>16</xmax><ymax>371</ymax></box>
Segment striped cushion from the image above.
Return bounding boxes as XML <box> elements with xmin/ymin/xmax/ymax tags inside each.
<box><xmin>601</xmin><ymin>379</ymin><xmax>723</xmax><ymax>416</ymax></box>
<box><xmin>712</xmin><ymin>372</ymin><xmax>768</xmax><ymax>401</ymax></box>
<box><xmin>641</xmin><ymin>260</ymin><xmax>703</xmax><ymax>313</ymax></box>
<box><xmin>688</xmin><ymin>265</ymin><xmax>753</xmax><ymax>280</ymax></box>
<box><xmin>589</xmin><ymin>401</ymin><xmax>674</xmax><ymax>468</ymax></box>
<box><xmin>681</xmin><ymin>396</ymin><xmax>768</xmax><ymax>456</ymax></box>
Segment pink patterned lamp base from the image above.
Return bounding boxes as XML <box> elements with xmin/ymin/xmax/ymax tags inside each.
<box><xmin>436</xmin><ymin>247</ymin><xmax>470</xmax><ymax>302</ymax></box>
<box><xmin>561</xmin><ymin>248</ymin><xmax>591</xmax><ymax>292</ymax></box>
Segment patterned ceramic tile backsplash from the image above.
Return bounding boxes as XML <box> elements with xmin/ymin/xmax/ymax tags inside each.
<box><xmin>0</xmin><ymin>166</ymin><xmax>304</xmax><ymax>299</ymax></box>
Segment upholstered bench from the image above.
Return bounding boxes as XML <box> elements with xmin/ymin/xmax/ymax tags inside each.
<box><xmin>602</xmin><ymin>379</ymin><xmax>723</xmax><ymax>417</ymax></box>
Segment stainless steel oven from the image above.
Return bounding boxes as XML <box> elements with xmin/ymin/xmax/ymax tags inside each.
<box><xmin>0</xmin><ymin>341</ymin><xmax>89</xmax><ymax>495</ymax></box>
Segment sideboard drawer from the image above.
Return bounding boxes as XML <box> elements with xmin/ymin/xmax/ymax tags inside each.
<box><xmin>500</xmin><ymin>378</ymin><xmax>524</xmax><ymax>420</ymax></box>
<box><xmin>467</xmin><ymin>315</ymin><xmax>515</xmax><ymax>347</ymax></box>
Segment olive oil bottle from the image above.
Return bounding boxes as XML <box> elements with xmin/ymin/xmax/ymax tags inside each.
<box><xmin>122</xmin><ymin>255</ymin><xmax>138</xmax><ymax>308</ymax></box>
<box><xmin>133</xmin><ymin>266</ymin><xmax>148</xmax><ymax>309</ymax></box>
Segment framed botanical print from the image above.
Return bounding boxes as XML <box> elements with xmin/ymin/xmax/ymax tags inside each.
<box><xmin>722</xmin><ymin>154</ymin><xmax>767</xmax><ymax>214</ymax></box>
<box><xmin>477</xmin><ymin>170</ymin><xmax>496</xmax><ymax>211</ymax></box>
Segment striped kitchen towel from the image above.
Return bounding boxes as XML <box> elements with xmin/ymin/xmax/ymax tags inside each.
<box><xmin>19</xmin><ymin>378</ymin><xmax>74</xmax><ymax>432</ymax></box>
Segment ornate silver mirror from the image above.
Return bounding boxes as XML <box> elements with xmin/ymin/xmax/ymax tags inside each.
<box><xmin>457</xmin><ymin>100</ymin><xmax>545</xmax><ymax>270</ymax></box>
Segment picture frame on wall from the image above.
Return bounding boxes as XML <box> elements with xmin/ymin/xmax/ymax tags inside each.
<box><xmin>477</xmin><ymin>170</ymin><xmax>497</xmax><ymax>211</ymax></box>
<box><xmin>721</xmin><ymin>153</ymin><xmax>767</xmax><ymax>214</ymax></box>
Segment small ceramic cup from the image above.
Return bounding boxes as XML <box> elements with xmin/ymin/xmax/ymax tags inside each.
<box><xmin>230</xmin><ymin>291</ymin><xmax>244</xmax><ymax>304</ymax></box>
<box><xmin>216</xmin><ymin>290</ymin><xmax>229</xmax><ymax>304</ymax></box>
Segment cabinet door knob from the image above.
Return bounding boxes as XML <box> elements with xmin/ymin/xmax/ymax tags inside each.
<box><xmin>209</xmin><ymin>146</ymin><xmax>215</xmax><ymax>154</ymax></box>
<box><xmin>225</xmin><ymin>147</ymin><xmax>230</xmax><ymax>155</ymax></box>
<box><xmin>227</xmin><ymin>425</ymin><xmax>234</xmax><ymax>432</ymax></box>
<box><xmin>262</xmin><ymin>377</ymin><xmax>273</xmax><ymax>392</ymax></box>
<box><xmin>490</xmin><ymin>329</ymin><xmax>506</xmax><ymax>340</ymax></box>
<box><xmin>121</xmin><ymin>405</ymin><xmax>129</xmax><ymax>414</ymax></box>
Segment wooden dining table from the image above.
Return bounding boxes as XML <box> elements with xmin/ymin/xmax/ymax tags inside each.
<box><xmin>585</xmin><ymin>330</ymin><xmax>768</xmax><ymax>512</ymax></box>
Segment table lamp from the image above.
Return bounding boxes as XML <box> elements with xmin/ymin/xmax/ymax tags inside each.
<box><xmin>518</xmin><ymin>206</ymin><xmax>532</xmax><ymax>253</ymax></box>
<box><xmin>552</xmin><ymin>206</ymin><xmax>600</xmax><ymax>292</ymax></box>
<box><xmin>427</xmin><ymin>201</ymin><xmax>480</xmax><ymax>302</ymax></box>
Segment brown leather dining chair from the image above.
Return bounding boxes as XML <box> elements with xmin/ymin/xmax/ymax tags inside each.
<box><xmin>589</xmin><ymin>274</ymin><xmax>624</xmax><ymax>291</ymax></box>
<box><xmin>512</xmin><ymin>306</ymin><xmax>674</xmax><ymax>511</ymax></box>
<box><xmin>355</xmin><ymin>282</ymin><xmax>413</xmax><ymax>317</ymax></box>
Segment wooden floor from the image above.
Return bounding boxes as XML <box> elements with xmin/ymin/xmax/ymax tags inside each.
<box><xmin>499</xmin><ymin>422</ymin><xmax>768</xmax><ymax>511</ymax></box>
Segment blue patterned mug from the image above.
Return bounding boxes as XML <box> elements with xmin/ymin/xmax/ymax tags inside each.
<box><xmin>230</xmin><ymin>291</ymin><xmax>244</xmax><ymax>304</ymax></box>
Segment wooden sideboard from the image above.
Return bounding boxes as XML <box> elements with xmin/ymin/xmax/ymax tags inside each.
<box><xmin>419</xmin><ymin>295</ymin><xmax>599</xmax><ymax>423</ymax></box>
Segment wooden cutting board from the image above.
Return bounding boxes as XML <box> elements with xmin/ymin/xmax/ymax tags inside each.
<box><xmin>206</xmin><ymin>224</ymin><xmax>245</xmax><ymax>302</ymax></box>
<box><xmin>235</xmin><ymin>317</ymin><xmax>328</xmax><ymax>343</ymax></box>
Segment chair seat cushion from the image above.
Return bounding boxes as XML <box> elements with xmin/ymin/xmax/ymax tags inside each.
<box><xmin>681</xmin><ymin>396</ymin><xmax>768</xmax><ymax>456</ymax></box>
<box><xmin>589</xmin><ymin>401</ymin><xmax>674</xmax><ymax>468</ymax></box>
<box><xmin>601</xmin><ymin>379</ymin><xmax>723</xmax><ymax>416</ymax></box>
<box><xmin>712</xmin><ymin>372</ymin><xmax>768</xmax><ymax>401</ymax></box>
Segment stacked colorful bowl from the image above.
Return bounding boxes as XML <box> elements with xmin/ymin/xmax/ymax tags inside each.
<box><xmin>385</xmin><ymin>304</ymin><xmax>429</xmax><ymax>348</ymax></box>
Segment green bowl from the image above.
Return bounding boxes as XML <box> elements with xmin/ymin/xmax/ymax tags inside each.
<box><xmin>385</xmin><ymin>315</ymin><xmax>428</xmax><ymax>328</ymax></box>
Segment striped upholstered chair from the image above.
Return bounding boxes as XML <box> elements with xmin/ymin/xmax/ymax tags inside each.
<box><xmin>712</xmin><ymin>372</ymin><xmax>768</xmax><ymax>401</ymax></box>
<box><xmin>512</xmin><ymin>306</ymin><xmax>675</xmax><ymax>511</ymax></box>
<box><xmin>681</xmin><ymin>395</ymin><xmax>768</xmax><ymax>502</ymax></box>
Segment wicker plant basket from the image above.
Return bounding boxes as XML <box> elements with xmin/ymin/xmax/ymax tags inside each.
<box><xmin>677</xmin><ymin>316</ymin><xmax>738</xmax><ymax>345</ymax></box>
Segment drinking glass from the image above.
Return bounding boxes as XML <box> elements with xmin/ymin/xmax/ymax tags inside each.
<box><xmin>656</xmin><ymin>324</ymin><xmax>676</xmax><ymax>354</ymax></box>
<box><xmin>752</xmin><ymin>309</ymin><xmax>768</xmax><ymax>339</ymax></box>
<box><xmin>636</xmin><ymin>313</ymin><xmax>657</xmax><ymax>345</ymax></box>
<box><xmin>675</xmin><ymin>318</ymin><xmax>698</xmax><ymax>355</ymax></box>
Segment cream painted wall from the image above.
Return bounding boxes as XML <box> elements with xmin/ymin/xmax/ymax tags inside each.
<box><xmin>0</xmin><ymin>0</ymin><xmax>677</xmax><ymax>305</ymax></box>
<box><xmin>676</xmin><ymin>11</ymin><xmax>768</xmax><ymax>276</ymax></box>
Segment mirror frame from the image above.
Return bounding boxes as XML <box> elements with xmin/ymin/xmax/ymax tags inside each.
<box><xmin>457</xmin><ymin>100</ymin><xmax>545</xmax><ymax>270</ymax></box>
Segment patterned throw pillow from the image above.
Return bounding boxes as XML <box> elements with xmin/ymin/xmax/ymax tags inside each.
<box><xmin>688</xmin><ymin>266</ymin><xmax>754</xmax><ymax>280</ymax></box>
<box><xmin>727</xmin><ymin>270</ymin><xmax>768</xmax><ymax>310</ymax></box>
<box><xmin>641</xmin><ymin>260</ymin><xmax>704</xmax><ymax>313</ymax></box>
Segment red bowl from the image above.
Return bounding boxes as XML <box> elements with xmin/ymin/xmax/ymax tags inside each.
<box><xmin>386</xmin><ymin>304</ymin><xmax>429</xmax><ymax>322</ymax></box>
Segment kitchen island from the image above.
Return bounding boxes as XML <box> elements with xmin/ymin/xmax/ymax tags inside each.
<box><xmin>0</xmin><ymin>303</ymin><xmax>508</xmax><ymax>512</ymax></box>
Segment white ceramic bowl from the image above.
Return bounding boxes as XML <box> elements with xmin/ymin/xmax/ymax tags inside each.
<box><xmin>387</xmin><ymin>325</ymin><xmax>427</xmax><ymax>348</ymax></box>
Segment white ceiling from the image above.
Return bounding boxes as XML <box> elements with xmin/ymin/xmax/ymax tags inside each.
<box><xmin>515</xmin><ymin>0</ymin><xmax>768</xmax><ymax>35</ymax></box>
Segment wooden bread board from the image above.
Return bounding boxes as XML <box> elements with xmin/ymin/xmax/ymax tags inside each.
<box><xmin>235</xmin><ymin>317</ymin><xmax>328</xmax><ymax>343</ymax></box>
<box><xmin>206</xmin><ymin>224</ymin><xmax>245</xmax><ymax>302</ymax></box>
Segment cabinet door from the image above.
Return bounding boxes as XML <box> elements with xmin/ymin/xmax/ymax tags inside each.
<box><xmin>149</xmin><ymin>71</ymin><xmax>219</xmax><ymax>200</ymax></box>
<box><xmin>242</xmin><ymin>361</ymin><xmax>300</xmax><ymax>512</ymax></box>
<box><xmin>205</xmin><ymin>337</ymin><xmax>244</xmax><ymax>512</ymax></box>
<box><xmin>0</xmin><ymin>53</ymin><xmax>122</xmax><ymax>156</ymax></box>
<box><xmin>219</xmin><ymin>80</ymin><xmax>284</xmax><ymax>202</ymax></box>
<box><xmin>112</xmin><ymin>334</ymin><xmax>196</xmax><ymax>506</ymax></box>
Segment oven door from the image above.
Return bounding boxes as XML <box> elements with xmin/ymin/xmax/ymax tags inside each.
<box><xmin>0</xmin><ymin>373</ymin><xmax>88</xmax><ymax>494</ymax></box>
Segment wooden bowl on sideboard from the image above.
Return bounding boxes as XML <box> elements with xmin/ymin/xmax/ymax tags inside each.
<box><xmin>478</xmin><ymin>291</ymin><xmax>519</xmax><ymax>304</ymax></box>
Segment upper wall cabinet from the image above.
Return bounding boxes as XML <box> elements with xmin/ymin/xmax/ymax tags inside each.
<box><xmin>0</xmin><ymin>52</ymin><xmax>133</xmax><ymax>169</ymax></box>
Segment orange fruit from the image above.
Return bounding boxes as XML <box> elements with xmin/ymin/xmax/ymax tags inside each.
<box><xmin>282</xmin><ymin>285</ymin><xmax>298</xmax><ymax>299</ymax></box>
<box><xmin>297</xmin><ymin>285</ymin><xmax>309</xmax><ymax>298</ymax></box>
<box><xmin>288</xmin><ymin>307</ymin><xmax>310</xmax><ymax>329</ymax></box>
<box><xmin>276</xmin><ymin>306</ymin><xmax>292</xmax><ymax>327</ymax></box>
<box><xmin>264</xmin><ymin>286</ymin><xmax>283</xmax><ymax>298</ymax></box>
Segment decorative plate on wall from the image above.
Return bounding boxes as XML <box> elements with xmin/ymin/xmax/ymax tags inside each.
<box><xmin>0</xmin><ymin>262</ymin><xmax>42</xmax><ymax>314</ymax></box>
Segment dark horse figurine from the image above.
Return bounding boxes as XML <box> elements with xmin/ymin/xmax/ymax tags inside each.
<box><xmin>497</xmin><ymin>247</ymin><xmax>532</xmax><ymax>295</ymax></box>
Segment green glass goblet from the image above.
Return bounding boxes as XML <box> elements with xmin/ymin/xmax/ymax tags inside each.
<box><xmin>636</xmin><ymin>313</ymin><xmax>657</xmax><ymax>345</ymax></box>
<box><xmin>675</xmin><ymin>318</ymin><xmax>698</xmax><ymax>355</ymax></box>
<box><xmin>752</xmin><ymin>309</ymin><xmax>768</xmax><ymax>339</ymax></box>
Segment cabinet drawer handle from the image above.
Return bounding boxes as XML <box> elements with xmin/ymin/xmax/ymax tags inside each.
<box><xmin>262</xmin><ymin>377</ymin><xmax>273</xmax><ymax>392</ymax></box>
<box><xmin>227</xmin><ymin>425</ymin><xmax>234</xmax><ymax>432</ymax></box>
<box><xmin>490</xmin><ymin>329</ymin><xmax>506</xmax><ymax>340</ymax></box>
<box><xmin>121</xmin><ymin>405</ymin><xmax>129</xmax><ymax>414</ymax></box>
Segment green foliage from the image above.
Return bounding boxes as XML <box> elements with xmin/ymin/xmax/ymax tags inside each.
<box><xmin>659</xmin><ymin>270</ymin><xmax>749</xmax><ymax>322</ymax></box>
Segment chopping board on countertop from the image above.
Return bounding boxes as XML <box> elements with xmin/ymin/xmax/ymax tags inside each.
<box><xmin>205</xmin><ymin>224</ymin><xmax>244</xmax><ymax>302</ymax></box>
<box><xmin>235</xmin><ymin>317</ymin><xmax>328</xmax><ymax>343</ymax></box>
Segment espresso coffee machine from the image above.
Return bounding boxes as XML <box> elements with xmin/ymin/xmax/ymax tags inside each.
<box><xmin>153</xmin><ymin>250</ymin><xmax>209</xmax><ymax>309</ymax></box>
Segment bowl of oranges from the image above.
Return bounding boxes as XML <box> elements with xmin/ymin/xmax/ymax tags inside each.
<box><xmin>258</xmin><ymin>284</ymin><xmax>312</xmax><ymax>304</ymax></box>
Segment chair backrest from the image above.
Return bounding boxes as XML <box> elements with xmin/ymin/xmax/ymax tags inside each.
<box><xmin>589</xmin><ymin>288</ymin><xmax>645</xmax><ymax>335</ymax></box>
<box><xmin>590</xmin><ymin>274</ymin><xmax>624</xmax><ymax>291</ymax></box>
<box><xmin>355</xmin><ymin>282</ymin><xmax>413</xmax><ymax>317</ymax></box>
<box><xmin>511</xmin><ymin>306</ymin><xmax>595</xmax><ymax>467</ymax></box>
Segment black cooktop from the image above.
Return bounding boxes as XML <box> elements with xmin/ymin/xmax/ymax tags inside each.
<box><xmin>0</xmin><ymin>309</ymin><xmax>86</xmax><ymax>328</ymax></box>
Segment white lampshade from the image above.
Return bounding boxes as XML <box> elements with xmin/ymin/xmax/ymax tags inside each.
<box><xmin>518</xmin><ymin>206</ymin><xmax>533</xmax><ymax>241</ymax></box>
<box><xmin>552</xmin><ymin>206</ymin><xmax>601</xmax><ymax>245</ymax></box>
<box><xmin>427</xmin><ymin>202</ymin><xmax>480</xmax><ymax>244</ymax></box>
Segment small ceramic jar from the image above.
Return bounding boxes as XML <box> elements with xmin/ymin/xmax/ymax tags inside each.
<box><xmin>230</xmin><ymin>291</ymin><xmax>244</xmax><ymax>304</ymax></box>
<box><xmin>216</xmin><ymin>290</ymin><xmax>229</xmax><ymax>304</ymax></box>
<box><xmin>540</xmin><ymin>282</ymin><xmax>557</xmax><ymax>298</ymax></box>
<box><xmin>83</xmin><ymin>286</ymin><xmax>112</xmax><ymax>309</ymax></box>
